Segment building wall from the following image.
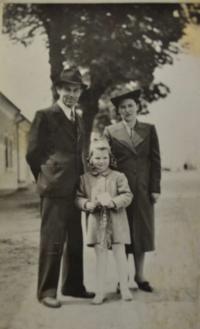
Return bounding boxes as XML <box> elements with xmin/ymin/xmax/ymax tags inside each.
<box><xmin>0</xmin><ymin>93</ymin><xmax>32</xmax><ymax>192</ymax></box>
<box><xmin>0</xmin><ymin>104</ymin><xmax>18</xmax><ymax>190</ymax></box>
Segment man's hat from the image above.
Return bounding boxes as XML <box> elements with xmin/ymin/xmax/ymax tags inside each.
<box><xmin>111</xmin><ymin>87</ymin><xmax>141</xmax><ymax>107</ymax></box>
<box><xmin>56</xmin><ymin>66</ymin><xmax>87</xmax><ymax>89</ymax></box>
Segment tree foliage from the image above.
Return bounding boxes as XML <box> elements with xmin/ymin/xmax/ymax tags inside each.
<box><xmin>3</xmin><ymin>3</ymin><xmax>200</xmax><ymax>134</ymax></box>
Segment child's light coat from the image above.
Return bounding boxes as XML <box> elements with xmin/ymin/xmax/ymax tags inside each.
<box><xmin>76</xmin><ymin>169</ymin><xmax>133</xmax><ymax>246</ymax></box>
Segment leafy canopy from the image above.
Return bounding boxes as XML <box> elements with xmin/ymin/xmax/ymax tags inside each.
<box><xmin>3</xmin><ymin>3</ymin><xmax>200</xmax><ymax>111</ymax></box>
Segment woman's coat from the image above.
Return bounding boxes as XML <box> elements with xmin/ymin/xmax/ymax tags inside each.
<box><xmin>104</xmin><ymin>121</ymin><xmax>161</xmax><ymax>253</ymax></box>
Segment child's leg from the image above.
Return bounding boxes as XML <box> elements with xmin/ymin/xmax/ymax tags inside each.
<box><xmin>93</xmin><ymin>244</ymin><xmax>108</xmax><ymax>304</ymax></box>
<box><xmin>112</xmin><ymin>244</ymin><xmax>132</xmax><ymax>301</ymax></box>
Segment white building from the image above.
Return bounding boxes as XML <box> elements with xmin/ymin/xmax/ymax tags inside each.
<box><xmin>0</xmin><ymin>92</ymin><xmax>32</xmax><ymax>193</ymax></box>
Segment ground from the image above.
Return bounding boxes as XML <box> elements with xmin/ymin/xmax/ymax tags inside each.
<box><xmin>0</xmin><ymin>171</ymin><xmax>200</xmax><ymax>329</ymax></box>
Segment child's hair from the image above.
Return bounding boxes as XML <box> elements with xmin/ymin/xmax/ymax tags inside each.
<box><xmin>89</xmin><ymin>139</ymin><xmax>111</xmax><ymax>158</ymax></box>
<box><xmin>88</xmin><ymin>138</ymin><xmax>116</xmax><ymax>168</ymax></box>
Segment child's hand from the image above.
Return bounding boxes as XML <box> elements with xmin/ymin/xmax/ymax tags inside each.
<box><xmin>106</xmin><ymin>200</ymin><xmax>116</xmax><ymax>209</ymax></box>
<box><xmin>97</xmin><ymin>192</ymin><xmax>112</xmax><ymax>207</ymax></box>
<box><xmin>85</xmin><ymin>201</ymin><xmax>97</xmax><ymax>212</ymax></box>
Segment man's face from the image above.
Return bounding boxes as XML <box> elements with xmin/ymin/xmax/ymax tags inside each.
<box><xmin>118</xmin><ymin>98</ymin><xmax>137</xmax><ymax>124</ymax></box>
<box><xmin>57</xmin><ymin>83</ymin><xmax>82</xmax><ymax>107</ymax></box>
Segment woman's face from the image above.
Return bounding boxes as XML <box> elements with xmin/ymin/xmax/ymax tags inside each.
<box><xmin>118</xmin><ymin>98</ymin><xmax>137</xmax><ymax>124</ymax></box>
<box><xmin>90</xmin><ymin>149</ymin><xmax>110</xmax><ymax>173</ymax></box>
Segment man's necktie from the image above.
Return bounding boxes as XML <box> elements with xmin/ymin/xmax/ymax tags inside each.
<box><xmin>70</xmin><ymin>109</ymin><xmax>75</xmax><ymax>123</ymax></box>
<box><xmin>130</xmin><ymin>127</ymin><xmax>135</xmax><ymax>140</ymax></box>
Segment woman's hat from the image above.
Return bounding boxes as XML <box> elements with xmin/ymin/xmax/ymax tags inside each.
<box><xmin>56</xmin><ymin>66</ymin><xmax>88</xmax><ymax>89</ymax></box>
<box><xmin>111</xmin><ymin>87</ymin><xmax>141</xmax><ymax>107</ymax></box>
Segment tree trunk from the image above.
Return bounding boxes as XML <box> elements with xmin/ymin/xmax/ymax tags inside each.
<box><xmin>80</xmin><ymin>76</ymin><xmax>110</xmax><ymax>157</ymax></box>
<box><xmin>40</xmin><ymin>6</ymin><xmax>73</xmax><ymax>101</ymax></box>
<box><xmin>39</xmin><ymin>6</ymin><xmax>107</xmax><ymax>150</ymax></box>
<box><xmin>80</xmin><ymin>88</ymin><xmax>99</xmax><ymax>159</ymax></box>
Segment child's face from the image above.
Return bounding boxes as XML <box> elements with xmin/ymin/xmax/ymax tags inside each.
<box><xmin>91</xmin><ymin>149</ymin><xmax>110</xmax><ymax>173</ymax></box>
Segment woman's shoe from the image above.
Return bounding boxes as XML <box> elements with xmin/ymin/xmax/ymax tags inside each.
<box><xmin>116</xmin><ymin>282</ymin><xmax>120</xmax><ymax>294</ymax></box>
<box><xmin>135</xmin><ymin>278</ymin><xmax>153</xmax><ymax>292</ymax></box>
<box><xmin>91</xmin><ymin>294</ymin><xmax>106</xmax><ymax>305</ymax></box>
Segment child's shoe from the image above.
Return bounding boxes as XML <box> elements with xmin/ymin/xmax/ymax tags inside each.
<box><xmin>91</xmin><ymin>294</ymin><xmax>106</xmax><ymax>305</ymax></box>
<box><xmin>121</xmin><ymin>289</ymin><xmax>133</xmax><ymax>301</ymax></box>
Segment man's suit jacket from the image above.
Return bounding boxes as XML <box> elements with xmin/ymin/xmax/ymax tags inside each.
<box><xmin>26</xmin><ymin>103</ymin><xmax>84</xmax><ymax>198</ymax></box>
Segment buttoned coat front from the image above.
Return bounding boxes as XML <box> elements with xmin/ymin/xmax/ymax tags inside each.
<box><xmin>104</xmin><ymin>121</ymin><xmax>161</xmax><ymax>253</ymax></box>
<box><xmin>26</xmin><ymin>103</ymin><xmax>84</xmax><ymax>198</ymax></box>
<box><xmin>76</xmin><ymin>170</ymin><xmax>133</xmax><ymax>246</ymax></box>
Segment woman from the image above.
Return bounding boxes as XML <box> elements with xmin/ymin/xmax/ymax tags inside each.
<box><xmin>104</xmin><ymin>88</ymin><xmax>161</xmax><ymax>292</ymax></box>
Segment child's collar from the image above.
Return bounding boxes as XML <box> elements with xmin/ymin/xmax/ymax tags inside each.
<box><xmin>90</xmin><ymin>168</ymin><xmax>111</xmax><ymax>177</ymax></box>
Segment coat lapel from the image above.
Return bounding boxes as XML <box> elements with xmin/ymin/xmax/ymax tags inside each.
<box><xmin>110</xmin><ymin>121</ymin><xmax>148</xmax><ymax>154</ymax></box>
<box><xmin>52</xmin><ymin>104</ymin><xmax>77</xmax><ymax>141</ymax></box>
<box><xmin>110</xmin><ymin>122</ymin><xmax>137</xmax><ymax>154</ymax></box>
<box><xmin>133</xmin><ymin>121</ymin><xmax>149</xmax><ymax>147</ymax></box>
<box><xmin>75</xmin><ymin>111</ymin><xmax>83</xmax><ymax>143</ymax></box>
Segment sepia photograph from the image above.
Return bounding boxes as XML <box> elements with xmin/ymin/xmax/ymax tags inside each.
<box><xmin>0</xmin><ymin>1</ymin><xmax>200</xmax><ymax>328</ymax></box>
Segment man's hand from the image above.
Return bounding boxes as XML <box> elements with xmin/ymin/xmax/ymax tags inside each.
<box><xmin>151</xmin><ymin>193</ymin><xmax>160</xmax><ymax>203</ymax></box>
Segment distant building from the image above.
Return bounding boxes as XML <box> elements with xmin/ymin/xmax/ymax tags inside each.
<box><xmin>0</xmin><ymin>92</ymin><xmax>32</xmax><ymax>194</ymax></box>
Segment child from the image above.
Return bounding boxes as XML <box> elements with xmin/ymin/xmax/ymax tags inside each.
<box><xmin>76</xmin><ymin>139</ymin><xmax>133</xmax><ymax>304</ymax></box>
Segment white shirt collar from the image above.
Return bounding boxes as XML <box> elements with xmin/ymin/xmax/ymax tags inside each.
<box><xmin>122</xmin><ymin>120</ymin><xmax>136</xmax><ymax>136</ymax></box>
<box><xmin>57</xmin><ymin>100</ymin><xmax>75</xmax><ymax>120</ymax></box>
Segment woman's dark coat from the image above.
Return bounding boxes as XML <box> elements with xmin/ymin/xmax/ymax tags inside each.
<box><xmin>104</xmin><ymin>120</ymin><xmax>161</xmax><ymax>253</ymax></box>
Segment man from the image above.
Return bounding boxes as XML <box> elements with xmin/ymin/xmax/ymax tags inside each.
<box><xmin>26</xmin><ymin>66</ymin><xmax>94</xmax><ymax>308</ymax></box>
<box><xmin>104</xmin><ymin>87</ymin><xmax>161</xmax><ymax>292</ymax></box>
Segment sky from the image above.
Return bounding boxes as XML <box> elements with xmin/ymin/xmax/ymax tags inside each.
<box><xmin>141</xmin><ymin>52</ymin><xmax>200</xmax><ymax>169</ymax></box>
<box><xmin>141</xmin><ymin>24</ymin><xmax>200</xmax><ymax>169</ymax></box>
<box><xmin>0</xmin><ymin>19</ymin><xmax>200</xmax><ymax>169</ymax></box>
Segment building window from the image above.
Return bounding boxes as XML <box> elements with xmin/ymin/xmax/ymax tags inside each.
<box><xmin>5</xmin><ymin>137</ymin><xmax>13</xmax><ymax>169</ymax></box>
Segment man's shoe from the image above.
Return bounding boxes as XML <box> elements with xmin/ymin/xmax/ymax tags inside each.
<box><xmin>41</xmin><ymin>297</ymin><xmax>61</xmax><ymax>308</ymax></box>
<box><xmin>62</xmin><ymin>290</ymin><xmax>95</xmax><ymax>298</ymax></box>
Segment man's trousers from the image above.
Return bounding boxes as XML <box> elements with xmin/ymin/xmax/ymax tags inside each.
<box><xmin>37</xmin><ymin>197</ymin><xmax>84</xmax><ymax>300</ymax></box>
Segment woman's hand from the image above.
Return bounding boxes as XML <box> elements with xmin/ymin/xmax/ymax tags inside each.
<box><xmin>151</xmin><ymin>193</ymin><xmax>160</xmax><ymax>203</ymax></box>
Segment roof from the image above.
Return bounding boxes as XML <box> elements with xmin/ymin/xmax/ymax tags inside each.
<box><xmin>0</xmin><ymin>91</ymin><xmax>31</xmax><ymax>124</ymax></box>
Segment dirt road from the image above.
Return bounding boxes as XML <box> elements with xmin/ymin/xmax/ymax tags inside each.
<box><xmin>0</xmin><ymin>171</ymin><xmax>200</xmax><ymax>329</ymax></box>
